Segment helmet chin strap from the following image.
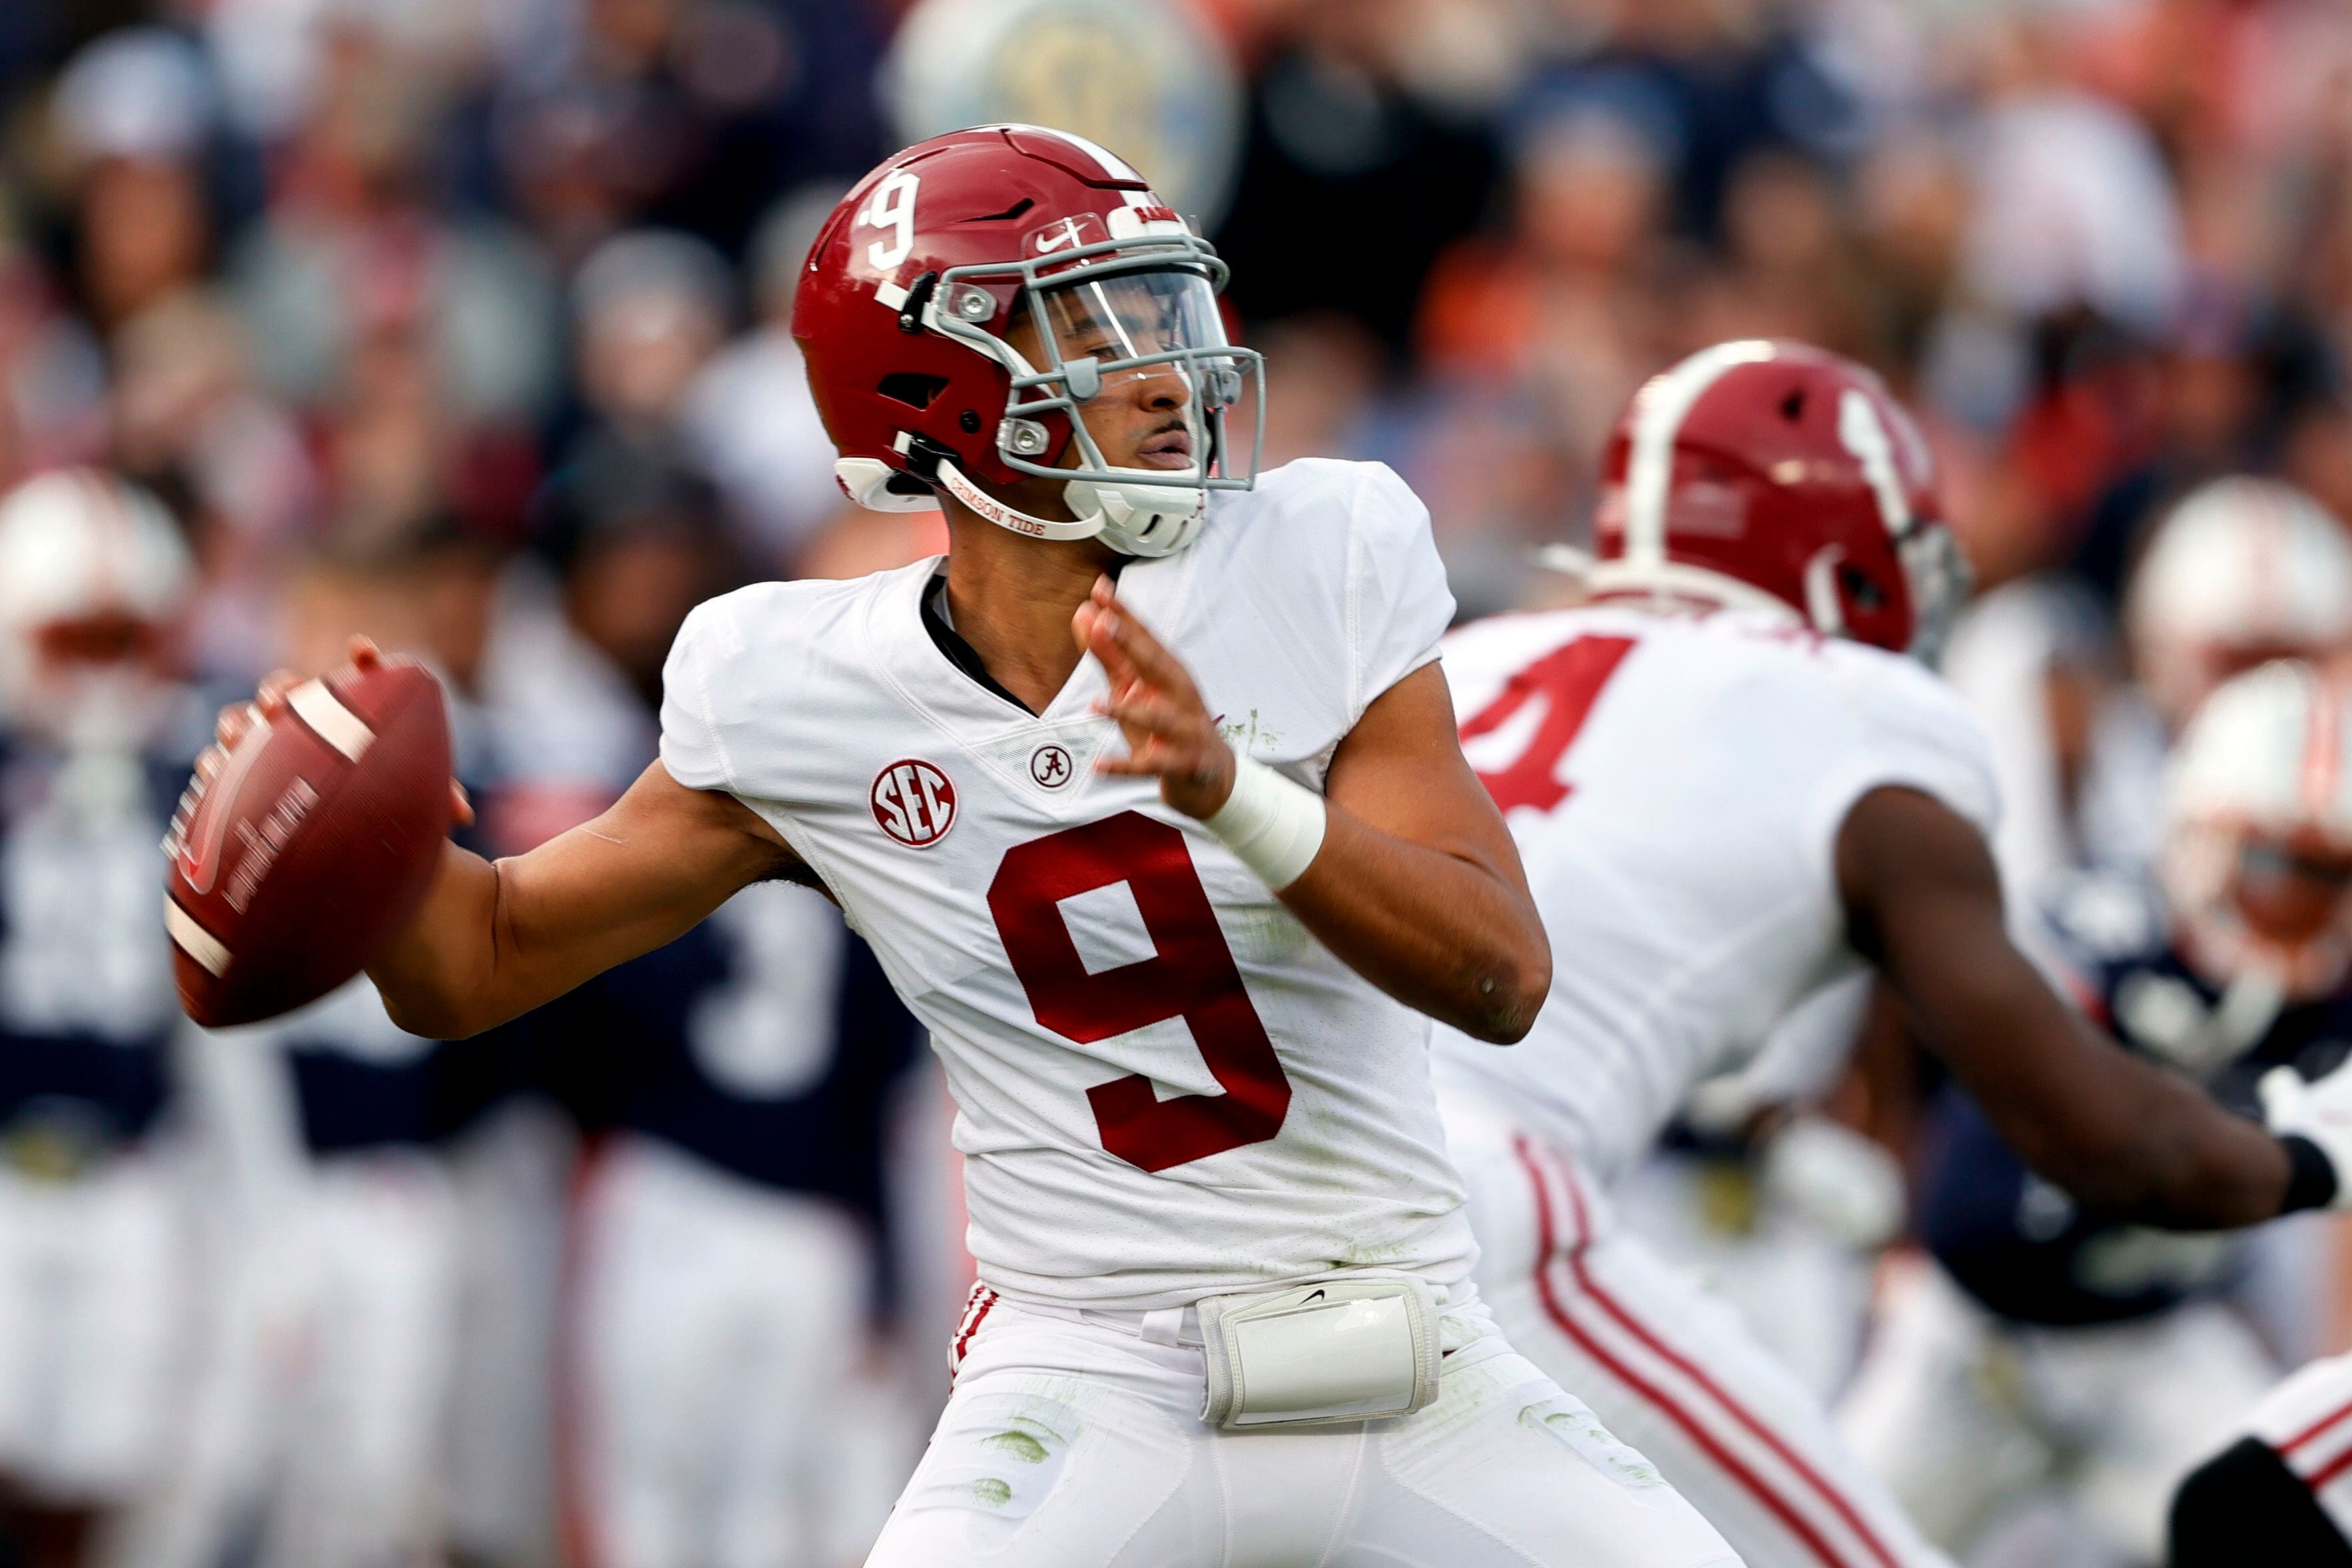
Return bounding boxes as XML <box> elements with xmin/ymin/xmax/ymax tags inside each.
<box><xmin>933</xmin><ymin>457</ymin><xmax>1105</xmax><ymax>543</ymax></box>
<box><xmin>934</xmin><ymin>457</ymin><xmax>1210</xmax><ymax>558</ymax></box>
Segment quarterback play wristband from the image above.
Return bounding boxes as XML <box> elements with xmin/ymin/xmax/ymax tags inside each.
<box><xmin>1206</xmin><ymin>755</ymin><xmax>1326</xmax><ymax>891</ymax></box>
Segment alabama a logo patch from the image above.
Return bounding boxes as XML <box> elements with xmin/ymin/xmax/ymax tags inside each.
<box><xmin>871</xmin><ymin>759</ymin><xmax>957</xmax><ymax>847</ymax></box>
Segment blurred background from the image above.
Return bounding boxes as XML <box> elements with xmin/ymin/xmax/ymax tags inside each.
<box><xmin>1</xmin><ymin>0</ymin><xmax>2351</xmax><ymax>1566</ymax></box>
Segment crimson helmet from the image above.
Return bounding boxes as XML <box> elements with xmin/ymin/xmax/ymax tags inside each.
<box><xmin>1580</xmin><ymin>340</ymin><xmax>1967</xmax><ymax>660</ymax></box>
<box><xmin>792</xmin><ymin>124</ymin><xmax>1262</xmax><ymax>557</ymax></box>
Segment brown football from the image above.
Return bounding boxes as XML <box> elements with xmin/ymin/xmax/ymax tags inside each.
<box><xmin>164</xmin><ymin>658</ymin><xmax>454</xmax><ymax>1028</ymax></box>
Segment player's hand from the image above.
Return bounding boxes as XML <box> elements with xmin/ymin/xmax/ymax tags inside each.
<box><xmin>2262</xmin><ymin>1063</ymin><xmax>2352</xmax><ymax>1210</ymax></box>
<box><xmin>1074</xmin><ymin>575</ymin><xmax>1235</xmax><ymax>820</ymax></box>
<box><xmin>197</xmin><ymin>637</ymin><xmax>472</xmax><ymax>827</ymax></box>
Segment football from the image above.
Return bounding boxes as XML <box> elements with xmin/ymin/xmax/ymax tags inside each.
<box><xmin>164</xmin><ymin>657</ymin><xmax>454</xmax><ymax>1028</ymax></box>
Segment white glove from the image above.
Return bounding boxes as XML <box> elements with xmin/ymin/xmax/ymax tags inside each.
<box><xmin>2260</xmin><ymin>1065</ymin><xmax>2352</xmax><ymax>1212</ymax></box>
<box><xmin>1761</xmin><ymin>1115</ymin><xmax>1908</xmax><ymax>1252</ymax></box>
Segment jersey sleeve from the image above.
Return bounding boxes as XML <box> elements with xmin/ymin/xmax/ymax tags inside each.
<box><xmin>1346</xmin><ymin>462</ymin><xmax>1457</xmax><ymax>719</ymax></box>
<box><xmin>658</xmin><ymin>598</ymin><xmax>743</xmax><ymax>794</ymax></box>
<box><xmin>1800</xmin><ymin>653</ymin><xmax>2003</xmax><ymax>881</ymax></box>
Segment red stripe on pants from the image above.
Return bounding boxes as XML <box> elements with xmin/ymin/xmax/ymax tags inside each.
<box><xmin>1515</xmin><ymin>1138</ymin><xmax>1901</xmax><ymax>1568</ymax></box>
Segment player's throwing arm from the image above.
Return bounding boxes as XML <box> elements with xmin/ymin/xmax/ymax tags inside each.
<box><xmin>181</xmin><ymin>637</ymin><xmax>801</xmax><ymax>1040</ymax></box>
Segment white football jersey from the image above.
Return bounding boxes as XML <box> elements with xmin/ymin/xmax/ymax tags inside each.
<box><xmin>1432</xmin><ymin>604</ymin><xmax>1999</xmax><ymax>1182</ymax></box>
<box><xmin>660</xmin><ymin>460</ymin><xmax>1477</xmax><ymax>1312</ymax></box>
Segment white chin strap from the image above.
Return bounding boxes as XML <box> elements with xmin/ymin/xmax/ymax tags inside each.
<box><xmin>934</xmin><ymin>458</ymin><xmax>1104</xmax><ymax>542</ymax></box>
<box><xmin>935</xmin><ymin>458</ymin><xmax>1206</xmax><ymax>558</ymax></box>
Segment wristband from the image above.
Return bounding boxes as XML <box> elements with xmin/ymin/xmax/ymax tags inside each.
<box><xmin>1204</xmin><ymin>754</ymin><xmax>1327</xmax><ymax>891</ymax></box>
<box><xmin>2280</xmin><ymin>1134</ymin><xmax>2340</xmax><ymax>1214</ymax></box>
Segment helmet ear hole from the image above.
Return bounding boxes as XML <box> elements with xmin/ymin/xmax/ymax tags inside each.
<box><xmin>1838</xmin><ymin>562</ymin><xmax>1886</xmax><ymax>612</ymax></box>
<box><xmin>878</xmin><ymin>374</ymin><xmax>948</xmax><ymax>409</ymax></box>
<box><xmin>1780</xmin><ymin>388</ymin><xmax>1806</xmax><ymax>422</ymax></box>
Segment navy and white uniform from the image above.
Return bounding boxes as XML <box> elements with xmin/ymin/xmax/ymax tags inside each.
<box><xmin>1840</xmin><ymin>871</ymin><xmax>2333</xmax><ymax>1560</ymax></box>
<box><xmin>564</xmin><ymin>880</ymin><xmax>923</xmax><ymax>1568</ymax></box>
<box><xmin>1916</xmin><ymin>874</ymin><xmax>2349</xmax><ymax>1330</ymax></box>
<box><xmin>0</xmin><ymin>733</ymin><xmax>198</xmax><ymax>1501</ymax></box>
<box><xmin>218</xmin><ymin>979</ymin><xmax>462</xmax><ymax>1568</ymax></box>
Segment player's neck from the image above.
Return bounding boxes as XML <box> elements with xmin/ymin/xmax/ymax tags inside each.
<box><xmin>939</xmin><ymin>510</ymin><xmax>1122</xmax><ymax>714</ymax></box>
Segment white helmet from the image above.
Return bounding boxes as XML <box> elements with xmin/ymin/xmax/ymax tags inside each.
<box><xmin>0</xmin><ymin>469</ymin><xmax>193</xmax><ymax>731</ymax></box>
<box><xmin>2161</xmin><ymin>660</ymin><xmax>2352</xmax><ymax>1005</ymax></box>
<box><xmin>2126</xmin><ymin>477</ymin><xmax>2352</xmax><ymax>729</ymax></box>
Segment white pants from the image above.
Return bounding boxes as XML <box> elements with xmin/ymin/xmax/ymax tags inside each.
<box><xmin>1442</xmin><ymin>1096</ymin><xmax>1948</xmax><ymax>1568</ymax></box>
<box><xmin>0</xmin><ymin>1150</ymin><xmax>190</xmax><ymax>1505</ymax></box>
<box><xmin>867</xmin><ymin>1284</ymin><xmax>1741</xmax><ymax>1568</ymax></box>
<box><xmin>259</xmin><ymin>1148</ymin><xmax>461</xmax><ymax>1568</ymax></box>
<box><xmin>1836</xmin><ymin>1253</ymin><xmax>2277</xmax><ymax>1564</ymax></box>
<box><xmin>569</xmin><ymin>1134</ymin><xmax>884</xmax><ymax>1568</ymax></box>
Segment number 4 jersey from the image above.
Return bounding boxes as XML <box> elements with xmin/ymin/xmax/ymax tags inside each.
<box><xmin>1431</xmin><ymin>603</ymin><xmax>2000</xmax><ymax>1183</ymax></box>
<box><xmin>659</xmin><ymin>458</ymin><xmax>1477</xmax><ymax>1312</ymax></box>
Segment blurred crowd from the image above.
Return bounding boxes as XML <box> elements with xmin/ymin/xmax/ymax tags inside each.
<box><xmin>3</xmin><ymin>0</ymin><xmax>2352</xmax><ymax>1566</ymax></box>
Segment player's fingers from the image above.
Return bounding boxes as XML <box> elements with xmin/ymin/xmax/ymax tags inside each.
<box><xmin>1093</xmin><ymin>747</ymin><xmax>1162</xmax><ymax>778</ymax></box>
<box><xmin>214</xmin><ymin>702</ymin><xmax>252</xmax><ymax>749</ymax></box>
<box><xmin>1092</xmin><ymin>586</ymin><xmax>1192</xmax><ymax>693</ymax></box>
<box><xmin>255</xmin><ymin>669</ymin><xmax>302</xmax><ymax>713</ymax></box>
<box><xmin>1076</xmin><ymin>602</ymin><xmax>1143</xmax><ymax>691</ymax></box>
<box><xmin>348</xmin><ymin>635</ymin><xmax>382</xmax><ymax>667</ymax></box>
<box><xmin>1099</xmin><ymin>691</ymin><xmax>1191</xmax><ymax>738</ymax></box>
<box><xmin>449</xmin><ymin>780</ymin><xmax>475</xmax><ymax>829</ymax></box>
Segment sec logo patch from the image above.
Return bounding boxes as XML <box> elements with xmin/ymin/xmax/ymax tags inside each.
<box><xmin>872</xmin><ymin>759</ymin><xmax>957</xmax><ymax>847</ymax></box>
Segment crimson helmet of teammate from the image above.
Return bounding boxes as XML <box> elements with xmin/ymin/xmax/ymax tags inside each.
<box><xmin>1584</xmin><ymin>340</ymin><xmax>1968</xmax><ymax>662</ymax></box>
<box><xmin>791</xmin><ymin>123</ymin><xmax>1262</xmax><ymax>558</ymax></box>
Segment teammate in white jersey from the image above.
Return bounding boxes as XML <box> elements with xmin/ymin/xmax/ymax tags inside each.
<box><xmin>198</xmin><ymin>126</ymin><xmax>1738</xmax><ymax>1567</ymax></box>
<box><xmin>1428</xmin><ymin>339</ymin><xmax>2352</xmax><ymax>1568</ymax></box>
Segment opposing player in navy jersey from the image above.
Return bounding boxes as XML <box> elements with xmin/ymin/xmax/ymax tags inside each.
<box><xmin>0</xmin><ymin>471</ymin><xmax>204</xmax><ymax>1568</ymax></box>
<box><xmin>1840</xmin><ymin>659</ymin><xmax>2352</xmax><ymax>1563</ymax></box>
<box><xmin>564</xmin><ymin>879</ymin><xmax>923</xmax><ymax>1568</ymax></box>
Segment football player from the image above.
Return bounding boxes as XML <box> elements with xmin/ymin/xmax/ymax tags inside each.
<box><xmin>1429</xmin><ymin>339</ymin><xmax>2352</xmax><ymax>1568</ymax></box>
<box><xmin>199</xmin><ymin>127</ymin><xmax>1741</xmax><ymax>1567</ymax></box>
<box><xmin>1952</xmin><ymin>476</ymin><xmax>2352</xmax><ymax>903</ymax></box>
<box><xmin>1841</xmin><ymin>659</ymin><xmax>2352</xmax><ymax>1562</ymax></box>
<box><xmin>0</xmin><ymin>471</ymin><xmax>202</xmax><ymax>1568</ymax></box>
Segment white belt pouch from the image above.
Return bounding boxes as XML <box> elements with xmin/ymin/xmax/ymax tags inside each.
<box><xmin>1196</xmin><ymin>1276</ymin><xmax>1441</xmax><ymax>1431</ymax></box>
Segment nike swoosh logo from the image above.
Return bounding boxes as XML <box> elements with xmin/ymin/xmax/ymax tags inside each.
<box><xmin>1302</xmin><ymin>1288</ymin><xmax>1326</xmax><ymax>1304</ymax></box>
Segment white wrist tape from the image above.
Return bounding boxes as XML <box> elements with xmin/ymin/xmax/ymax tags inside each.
<box><xmin>1204</xmin><ymin>754</ymin><xmax>1326</xmax><ymax>891</ymax></box>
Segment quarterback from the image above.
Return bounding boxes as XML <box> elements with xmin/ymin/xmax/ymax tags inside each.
<box><xmin>204</xmin><ymin>127</ymin><xmax>1738</xmax><ymax>1567</ymax></box>
<box><xmin>1430</xmin><ymin>340</ymin><xmax>2352</xmax><ymax>1568</ymax></box>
